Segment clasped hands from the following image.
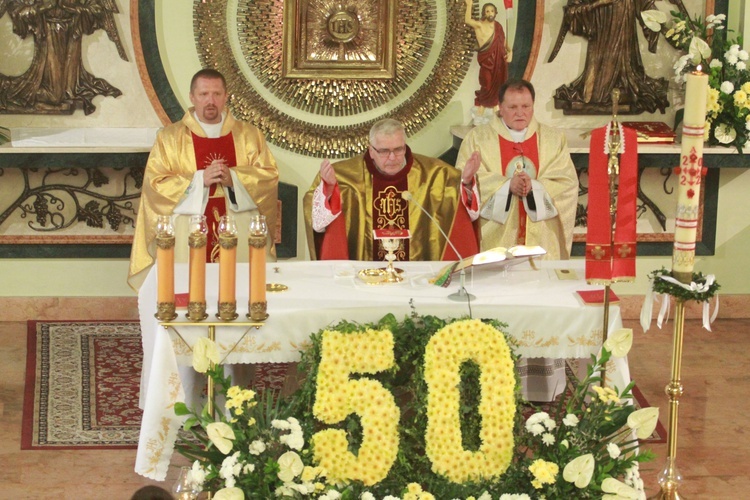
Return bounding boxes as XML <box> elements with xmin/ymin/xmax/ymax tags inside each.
<box><xmin>203</xmin><ymin>158</ymin><xmax>233</xmax><ymax>188</ymax></box>
<box><xmin>464</xmin><ymin>151</ymin><xmax>530</xmax><ymax>196</ymax></box>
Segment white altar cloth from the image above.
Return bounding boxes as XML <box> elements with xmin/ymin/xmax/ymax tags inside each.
<box><xmin>135</xmin><ymin>259</ymin><xmax>629</xmax><ymax>480</ymax></box>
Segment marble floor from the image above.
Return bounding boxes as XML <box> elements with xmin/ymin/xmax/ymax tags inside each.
<box><xmin>1</xmin><ymin>316</ymin><xmax>747</xmax><ymax>498</ymax></box>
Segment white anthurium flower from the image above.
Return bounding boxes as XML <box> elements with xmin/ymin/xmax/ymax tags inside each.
<box><xmin>688</xmin><ymin>37</ymin><xmax>711</xmax><ymax>64</ymax></box>
<box><xmin>627</xmin><ymin>407</ymin><xmax>660</xmax><ymax>439</ymax></box>
<box><xmin>192</xmin><ymin>336</ymin><xmax>220</xmax><ymax>373</ymax></box>
<box><xmin>213</xmin><ymin>487</ymin><xmax>244</xmax><ymax>500</ymax></box>
<box><xmin>602</xmin><ymin>477</ymin><xmax>640</xmax><ymax>499</ymax></box>
<box><xmin>206</xmin><ymin>422</ymin><xmax>236</xmax><ymax>454</ymax></box>
<box><xmin>277</xmin><ymin>451</ymin><xmax>304</xmax><ymax>483</ymax></box>
<box><xmin>563</xmin><ymin>453</ymin><xmax>595</xmax><ymax>488</ymax></box>
<box><xmin>641</xmin><ymin>10</ymin><xmax>666</xmax><ymax>31</ymax></box>
<box><xmin>714</xmin><ymin>123</ymin><xmax>737</xmax><ymax>144</ymax></box>
<box><xmin>604</xmin><ymin>328</ymin><xmax>634</xmax><ymax>357</ymax></box>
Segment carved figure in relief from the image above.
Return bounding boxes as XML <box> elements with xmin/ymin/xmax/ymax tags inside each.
<box><xmin>549</xmin><ymin>0</ymin><xmax>669</xmax><ymax>115</ymax></box>
<box><xmin>464</xmin><ymin>0</ymin><xmax>510</xmax><ymax>122</ymax></box>
<box><xmin>0</xmin><ymin>0</ymin><xmax>128</xmax><ymax>115</ymax></box>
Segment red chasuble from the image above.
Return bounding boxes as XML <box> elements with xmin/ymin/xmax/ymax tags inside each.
<box><xmin>192</xmin><ymin>132</ymin><xmax>237</xmax><ymax>262</ymax></box>
<box><xmin>498</xmin><ymin>134</ymin><xmax>540</xmax><ymax>245</ymax></box>
<box><xmin>585</xmin><ymin>124</ymin><xmax>638</xmax><ymax>283</ymax></box>
<box><xmin>313</xmin><ymin>149</ymin><xmax>478</xmax><ymax>261</ymax></box>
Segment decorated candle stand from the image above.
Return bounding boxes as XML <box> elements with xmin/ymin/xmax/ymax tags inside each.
<box><xmin>154</xmin><ymin>213</ymin><xmax>274</xmax><ymax>419</ymax></box>
<box><xmin>585</xmin><ymin>89</ymin><xmax>638</xmax><ymax>387</ymax></box>
<box><xmin>643</xmin><ymin>69</ymin><xmax>721</xmax><ymax>500</ymax></box>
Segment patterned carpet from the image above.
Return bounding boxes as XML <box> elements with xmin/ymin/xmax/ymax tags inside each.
<box><xmin>22</xmin><ymin>321</ymin><xmax>143</xmax><ymax>449</ymax></box>
<box><xmin>22</xmin><ymin>320</ymin><xmax>290</xmax><ymax>449</ymax></box>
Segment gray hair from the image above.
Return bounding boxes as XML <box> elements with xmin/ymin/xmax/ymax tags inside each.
<box><xmin>369</xmin><ymin>119</ymin><xmax>405</xmax><ymax>144</ymax></box>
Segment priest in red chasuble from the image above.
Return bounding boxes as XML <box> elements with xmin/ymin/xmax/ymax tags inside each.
<box><xmin>303</xmin><ymin>119</ymin><xmax>479</xmax><ymax>261</ymax></box>
<box><xmin>128</xmin><ymin>69</ymin><xmax>279</xmax><ymax>290</ymax></box>
<box><xmin>456</xmin><ymin>79</ymin><xmax>578</xmax><ymax>259</ymax></box>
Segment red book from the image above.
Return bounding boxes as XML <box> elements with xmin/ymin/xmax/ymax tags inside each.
<box><xmin>576</xmin><ymin>289</ymin><xmax>620</xmax><ymax>305</ymax></box>
<box><xmin>621</xmin><ymin>121</ymin><xmax>676</xmax><ymax>144</ymax></box>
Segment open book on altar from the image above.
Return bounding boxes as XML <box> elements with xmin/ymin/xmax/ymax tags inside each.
<box><xmin>432</xmin><ymin>245</ymin><xmax>547</xmax><ymax>287</ymax></box>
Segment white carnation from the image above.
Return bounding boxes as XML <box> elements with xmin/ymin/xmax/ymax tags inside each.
<box><xmin>721</xmin><ymin>81</ymin><xmax>735</xmax><ymax>94</ymax></box>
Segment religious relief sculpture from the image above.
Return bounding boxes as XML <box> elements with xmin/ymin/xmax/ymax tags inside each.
<box><xmin>282</xmin><ymin>0</ymin><xmax>396</xmax><ymax>79</ymax></box>
<box><xmin>548</xmin><ymin>0</ymin><xmax>669</xmax><ymax>115</ymax></box>
<box><xmin>0</xmin><ymin>0</ymin><xmax>128</xmax><ymax>115</ymax></box>
<box><xmin>464</xmin><ymin>0</ymin><xmax>511</xmax><ymax>124</ymax></box>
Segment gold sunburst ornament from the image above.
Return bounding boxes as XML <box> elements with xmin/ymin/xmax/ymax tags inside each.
<box><xmin>193</xmin><ymin>0</ymin><xmax>472</xmax><ymax>158</ymax></box>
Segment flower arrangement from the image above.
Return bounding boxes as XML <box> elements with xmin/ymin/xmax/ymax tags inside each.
<box><xmin>661</xmin><ymin>9</ymin><xmax>749</xmax><ymax>152</ymax></box>
<box><xmin>175</xmin><ymin>312</ymin><xmax>656</xmax><ymax>499</ymax></box>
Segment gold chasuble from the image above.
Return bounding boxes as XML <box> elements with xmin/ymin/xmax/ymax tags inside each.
<box><xmin>128</xmin><ymin>110</ymin><xmax>278</xmax><ymax>291</ymax></box>
<box><xmin>457</xmin><ymin>115</ymin><xmax>578</xmax><ymax>259</ymax></box>
<box><xmin>303</xmin><ymin>149</ymin><xmax>478</xmax><ymax>261</ymax></box>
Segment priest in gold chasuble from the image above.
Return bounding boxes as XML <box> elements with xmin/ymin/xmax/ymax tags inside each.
<box><xmin>457</xmin><ymin>80</ymin><xmax>578</xmax><ymax>259</ymax></box>
<box><xmin>128</xmin><ymin>69</ymin><xmax>278</xmax><ymax>291</ymax></box>
<box><xmin>304</xmin><ymin>119</ymin><xmax>479</xmax><ymax>261</ymax></box>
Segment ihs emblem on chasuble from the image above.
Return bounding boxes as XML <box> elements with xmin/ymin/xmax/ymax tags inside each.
<box><xmin>374</xmin><ymin>186</ymin><xmax>407</xmax><ymax>230</ymax></box>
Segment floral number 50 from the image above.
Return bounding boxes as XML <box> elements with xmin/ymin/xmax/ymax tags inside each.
<box><xmin>312</xmin><ymin>329</ymin><xmax>400</xmax><ymax>485</ymax></box>
<box><xmin>312</xmin><ymin>319</ymin><xmax>516</xmax><ymax>485</ymax></box>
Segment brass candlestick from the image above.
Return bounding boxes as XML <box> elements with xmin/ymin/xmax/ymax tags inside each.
<box><xmin>652</xmin><ymin>298</ymin><xmax>686</xmax><ymax>500</ymax></box>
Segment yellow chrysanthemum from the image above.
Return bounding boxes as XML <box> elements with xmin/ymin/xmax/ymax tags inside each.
<box><xmin>424</xmin><ymin>319</ymin><xmax>516</xmax><ymax>483</ymax></box>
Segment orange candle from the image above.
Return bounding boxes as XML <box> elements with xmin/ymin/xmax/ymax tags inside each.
<box><xmin>248</xmin><ymin>215</ymin><xmax>268</xmax><ymax>321</ymax></box>
<box><xmin>188</xmin><ymin>215</ymin><xmax>208</xmax><ymax>304</ymax></box>
<box><xmin>156</xmin><ymin>243</ymin><xmax>174</xmax><ymax>303</ymax></box>
<box><xmin>219</xmin><ymin>244</ymin><xmax>237</xmax><ymax>303</ymax></box>
<box><xmin>189</xmin><ymin>243</ymin><xmax>206</xmax><ymax>302</ymax></box>
<box><xmin>217</xmin><ymin>215</ymin><xmax>238</xmax><ymax>305</ymax></box>
<box><xmin>155</xmin><ymin>215</ymin><xmax>175</xmax><ymax>304</ymax></box>
<box><xmin>250</xmin><ymin>245</ymin><xmax>266</xmax><ymax>303</ymax></box>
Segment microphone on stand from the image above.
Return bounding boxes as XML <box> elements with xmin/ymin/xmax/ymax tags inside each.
<box><xmin>401</xmin><ymin>191</ymin><xmax>475</xmax><ymax>302</ymax></box>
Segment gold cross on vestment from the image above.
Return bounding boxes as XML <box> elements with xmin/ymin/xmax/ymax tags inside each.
<box><xmin>591</xmin><ymin>246</ymin><xmax>606</xmax><ymax>260</ymax></box>
<box><xmin>618</xmin><ymin>244</ymin><xmax>632</xmax><ymax>258</ymax></box>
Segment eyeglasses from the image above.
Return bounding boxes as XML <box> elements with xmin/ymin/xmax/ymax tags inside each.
<box><xmin>371</xmin><ymin>145</ymin><xmax>406</xmax><ymax>157</ymax></box>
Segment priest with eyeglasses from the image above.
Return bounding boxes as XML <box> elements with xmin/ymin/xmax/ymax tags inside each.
<box><xmin>303</xmin><ymin>118</ymin><xmax>480</xmax><ymax>261</ymax></box>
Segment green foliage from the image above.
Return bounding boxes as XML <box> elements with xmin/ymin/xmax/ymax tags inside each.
<box><xmin>648</xmin><ymin>267</ymin><xmax>720</xmax><ymax>302</ymax></box>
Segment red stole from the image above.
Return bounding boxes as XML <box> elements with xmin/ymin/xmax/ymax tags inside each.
<box><xmin>585</xmin><ymin>125</ymin><xmax>638</xmax><ymax>283</ymax></box>
<box><xmin>366</xmin><ymin>152</ymin><xmax>412</xmax><ymax>260</ymax></box>
<box><xmin>192</xmin><ymin>132</ymin><xmax>237</xmax><ymax>262</ymax></box>
<box><xmin>499</xmin><ymin>134</ymin><xmax>539</xmax><ymax>245</ymax></box>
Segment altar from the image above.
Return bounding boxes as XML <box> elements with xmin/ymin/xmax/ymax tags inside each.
<box><xmin>135</xmin><ymin>258</ymin><xmax>629</xmax><ymax>480</ymax></box>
